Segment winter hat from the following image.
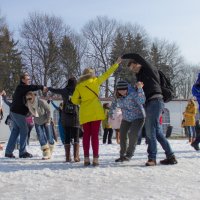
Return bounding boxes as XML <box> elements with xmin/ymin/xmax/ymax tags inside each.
<box><xmin>116</xmin><ymin>80</ymin><xmax>128</xmax><ymax>90</ymax></box>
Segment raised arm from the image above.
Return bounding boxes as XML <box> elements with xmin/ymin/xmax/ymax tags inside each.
<box><xmin>97</xmin><ymin>57</ymin><xmax>122</xmax><ymax>85</ymax></box>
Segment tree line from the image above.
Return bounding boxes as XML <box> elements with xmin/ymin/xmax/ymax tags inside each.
<box><xmin>0</xmin><ymin>12</ymin><xmax>198</xmax><ymax>99</ymax></box>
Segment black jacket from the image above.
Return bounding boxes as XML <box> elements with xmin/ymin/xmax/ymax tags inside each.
<box><xmin>122</xmin><ymin>53</ymin><xmax>162</xmax><ymax>100</ymax></box>
<box><xmin>10</xmin><ymin>81</ymin><xmax>43</xmax><ymax>116</ymax></box>
<box><xmin>48</xmin><ymin>86</ymin><xmax>79</xmax><ymax>128</ymax></box>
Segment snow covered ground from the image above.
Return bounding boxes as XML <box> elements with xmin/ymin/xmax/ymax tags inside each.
<box><xmin>0</xmin><ymin>139</ymin><xmax>199</xmax><ymax>200</ymax></box>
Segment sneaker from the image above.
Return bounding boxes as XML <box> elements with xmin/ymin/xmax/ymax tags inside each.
<box><xmin>145</xmin><ymin>159</ymin><xmax>157</xmax><ymax>166</ymax></box>
<box><xmin>5</xmin><ymin>153</ymin><xmax>15</xmax><ymax>158</ymax></box>
<box><xmin>115</xmin><ymin>156</ymin><xmax>130</xmax><ymax>162</ymax></box>
<box><xmin>191</xmin><ymin>142</ymin><xmax>200</xmax><ymax>151</ymax></box>
<box><xmin>160</xmin><ymin>155</ymin><xmax>177</xmax><ymax>165</ymax></box>
<box><xmin>19</xmin><ymin>152</ymin><xmax>33</xmax><ymax>158</ymax></box>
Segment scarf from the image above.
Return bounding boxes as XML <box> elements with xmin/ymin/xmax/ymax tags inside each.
<box><xmin>27</xmin><ymin>97</ymin><xmax>39</xmax><ymax>117</ymax></box>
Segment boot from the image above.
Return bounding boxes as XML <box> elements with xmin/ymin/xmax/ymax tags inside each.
<box><xmin>160</xmin><ymin>155</ymin><xmax>178</xmax><ymax>165</ymax></box>
<box><xmin>49</xmin><ymin>143</ymin><xmax>55</xmax><ymax>156</ymax></box>
<box><xmin>145</xmin><ymin>159</ymin><xmax>157</xmax><ymax>166</ymax></box>
<box><xmin>84</xmin><ymin>157</ymin><xmax>90</xmax><ymax>166</ymax></box>
<box><xmin>64</xmin><ymin>144</ymin><xmax>71</xmax><ymax>162</ymax></box>
<box><xmin>74</xmin><ymin>142</ymin><xmax>80</xmax><ymax>162</ymax></box>
<box><xmin>41</xmin><ymin>144</ymin><xmax>51</xmax><ymax>160</ymax></box>
<box><xmin>93</xmin><ymin>157</ymin><xmax>99</xmax><ymax>166</ymax></box>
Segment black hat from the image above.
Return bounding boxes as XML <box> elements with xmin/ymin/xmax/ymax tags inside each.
<box><xmin>122</xmin><ymin>53</ymin><xmax>147</xmax><ymax>66</ymax></box>
<box><xmin>116</xmin><ymin>80</ymin><xmax>128</xmax><ymax>90</ymax></box>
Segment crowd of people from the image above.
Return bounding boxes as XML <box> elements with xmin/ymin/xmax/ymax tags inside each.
<box><xmin>1</xmin><ymin>53</ymin><xmax>200</xmax><ymax>167</ymax></box>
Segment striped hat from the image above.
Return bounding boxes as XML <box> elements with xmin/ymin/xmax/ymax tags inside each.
<box><xmin>116</xmin><ymin>80</ymin><xmax>128</xmax><ymax>90</ymax></box>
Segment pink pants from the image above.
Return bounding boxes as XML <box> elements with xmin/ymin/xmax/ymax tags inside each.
<box><xmin>82</xmin><ymin>120</ymin><xmax>101</xmax><ymax>158</ymax></box>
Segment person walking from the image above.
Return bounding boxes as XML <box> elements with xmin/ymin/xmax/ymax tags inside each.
<box><xmin>4</xmin><ymin>73</ymin><xmax>45</xmax><ymax>158</ymax></box>
<box><xmin>48</xmin><ymin>78</ymin><xmax>80</xmax><ymax>162</ymax></box>
<box><xmin>71</xmin><ymin>57</ymin><xmax>122</xmax><ymax>166</ymax></box>
<box><xmin>109</xmin><ymin>80</ymin><xmax>145</xmax><ymax>162</ymax></box>
<box><xmin>122</xmin><ymin>53</ymin><xmax>177</xmax><ymax>166</ymax></box>
<box><xmin>25</xmin><ymin>92</ymin><xmax>55</xmax><ymax>160</ymax></box>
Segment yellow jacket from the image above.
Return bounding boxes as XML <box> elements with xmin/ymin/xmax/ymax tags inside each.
<box><xmin>102</xmin><ymin>108</ymin><xmax>112</xmax><ymax>129</ymax></box>
<box><xmin>183</xmin><ymin>101</ymin><xmax>197</xmax><ymax>126</ymax></box>
<box><xmin>71</xmin><ymin>63</ymin><xmax>119</xmax><ymax>125</ymax></box>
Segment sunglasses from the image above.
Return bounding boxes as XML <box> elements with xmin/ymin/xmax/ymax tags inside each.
<box><xmin>26</xmin><ymin>98</ymin><xmax>32</xmax><ymax>101</ymax></box>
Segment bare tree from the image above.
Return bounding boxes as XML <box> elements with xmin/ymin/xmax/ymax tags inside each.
<box><xmin>20</xmin><ymin>12</ymin><xmax>70</xmax><ymax>87</ymax></box>
<box><xmin>82</xmin><ymin>16</ymin><xmax>118</xmax><ymax>97</ymax></box>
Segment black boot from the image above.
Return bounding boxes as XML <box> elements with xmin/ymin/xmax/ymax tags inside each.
<box><xmin>160</xmin><ymin>155</ymin><xmax>177</xmax><ymax>165</ymax></box>
<box><xmin>19</xmin><ymin>152</ymin><xmax>33</xmax><ymax>158</ymax></box>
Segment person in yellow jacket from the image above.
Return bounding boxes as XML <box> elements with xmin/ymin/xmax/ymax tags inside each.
<box><xmin>71</xmin><ymin>57</ymin><xmax>122</xmax><ymax>166</ymax></box>
<box><xmin>102</xmin><ymin>103</ymin><xmax>113</xmax><ymax>144</ymax></box>
<box><xmin>183</xmin><ymin>99</ymin><xmax>197</xmax><ymax>143</ymax></box>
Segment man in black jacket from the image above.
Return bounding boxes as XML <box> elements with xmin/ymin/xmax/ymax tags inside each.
<box><xmin>122</xmin><ymin>53</ymin><xmax>177</xmax><ymax>166</ymax></box>
<box><xmin>5</xmin><ymin>73</ymin><xmax>45</xmax><ymax>158</ymax></box>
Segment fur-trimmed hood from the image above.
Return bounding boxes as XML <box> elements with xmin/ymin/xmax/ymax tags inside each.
<box><xmin>77</xmin><ymin>73</ymin><xmax>95</xmax><ymax>84</ymax></box>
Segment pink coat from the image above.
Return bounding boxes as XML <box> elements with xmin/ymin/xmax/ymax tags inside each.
<box><xmin>108</xmin><ymin>108</ymin><xmax>122</xmax><ymax>129</ymax></box>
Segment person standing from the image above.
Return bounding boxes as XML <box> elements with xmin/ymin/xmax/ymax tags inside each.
<box><xmin>109</xmin><ymin>80</ymin><xmax>145</xmax><ymax>162</ymax></box>
<box><xmin>51</xmin><ymin>101</ymin><xmax>65</xmax><ymax>144</ymax></box>
<box><xmin>48</xmin><ymin>78</ymin><xmax>80</xmax><ymax>162</ymax></box>
<box><xmin>108</xmin><ymin>107</ymin><xmax>122</xmax><ymax>144</ymax></box>
<box><xmin>122</xmin><ymin>53</ymin><xmax>177</xmax><ymax>166</ymax></box>
<box><xmin>71</xmin><ymin>57</ymin><xmax>122</xmax><ymax>166</ymax></box>
<box><xmin>5</xmin><ymin>73</ymin><xmax>45</xmax><ymax>158</ymax></box>
<box><xmin>183</xmin><ymin>99</ymin><xmax>197</xmax><ymax>143</ymax></box>
<box><xmin>102</xmin><ymin>103</ymin><xmax>113</xmax><ymax>144</ymax></box>
<box><xmin>26</xmin><ymin>92</ymin><xmax>55</xmax><ymax>159</ymax></box>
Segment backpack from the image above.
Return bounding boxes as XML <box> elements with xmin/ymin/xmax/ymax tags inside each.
<box><xmin>63</xmin><ymin>96</ymin><xmax>77</xmax><ymax>114</ymax></box>
<box><xmin>158</xmin><ymin>70</ymin><xmax>175</xmax><ymax>103</ymax></box>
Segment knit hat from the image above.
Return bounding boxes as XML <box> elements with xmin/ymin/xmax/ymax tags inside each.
<box><xmin>116</xmin><ymin>80</ymin><xmax>128</xmax><ymax>90</ymax></box>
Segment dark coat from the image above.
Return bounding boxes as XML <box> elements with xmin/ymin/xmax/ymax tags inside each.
<box><xmin>48</xmin><ymin>86</ymin><xmax>80</xmax><ymax>128</ymax></box>
<box><xmin>122</xmin><ymin>53</ymin><xmax>162</xmax><ymax>101</ymax></box>
<box><xmin>10</xmin><ymin>81</ymin><xmax>43</xmax><ymax>116</ymax></box>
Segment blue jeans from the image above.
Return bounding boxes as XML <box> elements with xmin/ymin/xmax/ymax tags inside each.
<box><xmin>145</xmin><ymin>98</ymin><xmax>174</xmax><ymax>160</ymax></box>
<box><xmin>186</xmin><ymin>126</ymin><xmax>196</xmax><ymax>138</ymax></box>
<box><xmin>58</xmin><ymin>119</ymin><xmax>65</xmax><ymax>144</ymax></box>
<box><xmin>35</xmin><ymin>124</ymin><xmax>54</xmax><ymax>146</ymax></box>
<box><xmin>6</xmin><ymin>112</ymin><xmax>28</xmax><ymax>155</ymax></box>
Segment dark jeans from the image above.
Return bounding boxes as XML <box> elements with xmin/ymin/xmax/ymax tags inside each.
<box><xmin>63</xmin><ymin>126</ymin><xmax>80</xmax><ymax>145</ymax></box>
<box><xmin>145</xmin><ymin>98</ymin><xmax>174</xmax><ymax>160</ymax></box>
<box><xmin>27</xmin><ymin>124</ymin><xmax>34</xmax><ymax>145</ymax></box>
<box><xmin>6</xmin><ymin>112</ymin><xmax>28</xmax><ymax>156</ymax></box>
<box><xmin>103</xmin><ymin>128</ymin><xmax>113</xmax><ymax>144</ymax></box>
<box><xmin>120</xmin><ymin>118</ymin><xmax>144</xmax><ymax>158</ymax></box>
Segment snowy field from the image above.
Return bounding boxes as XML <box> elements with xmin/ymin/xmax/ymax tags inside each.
<box><xmin>0</xmin><ymin>139</ymin><xmax>200</xmax><ymax>200</ymax></box>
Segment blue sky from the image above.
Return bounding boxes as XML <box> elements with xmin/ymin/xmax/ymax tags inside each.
<box><xmin>0</xmin><ymin>0</ymin><xmax>200</xmax><ymax>64</ymax></box>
